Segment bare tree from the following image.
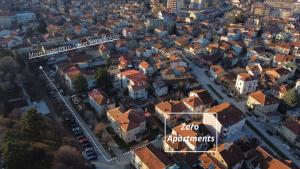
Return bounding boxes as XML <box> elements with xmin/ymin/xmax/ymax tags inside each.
<box><xmin>52</xmin><ymin>145</ymin><xmax>86</xmax><ymax>169</ymax></box>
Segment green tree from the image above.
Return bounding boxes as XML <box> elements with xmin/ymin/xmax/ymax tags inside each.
<box><xmin>105</xmin><ymin>57</ymin><xmax>112</xmax><ymax>67</ymax></box>
<box><xmin>73</xmin><ymin>75</ymin><xmax>88</xmax><ymax>93</ymax></box>
<box><xmin>282</xmin><ymin>89</ymin><xmax>298</xmax><ymax>108</ymax></box>
<box><xmin>96</xmin><ymin>68</ymin><xmax>112</xmax><ymax>92</ymax></box>
<box><xmin>21</xmin><ymin>109</ymin><xmax>46</xmax><ymax>140</ymax></box>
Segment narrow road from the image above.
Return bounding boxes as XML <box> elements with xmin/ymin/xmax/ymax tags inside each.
<box><xmin>39</xmin><ymin>66</ymin><xmax>131</xmax><ymax>169</ymax></box>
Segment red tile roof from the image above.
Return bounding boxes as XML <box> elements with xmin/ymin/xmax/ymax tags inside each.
<box><xmin>248</xmin><ymin>90</ymin><xmax>278</xmax><ymax>106</ymax></box>
<box><xmin>134</xmin><ymin>145</ymin><xmax>174</xmax><ymax>169</ymax></box>
<box><xmin>207</xmin><ymin>102</ymin><xmax>245</xmax><ymax>127</ymax></box>
<box><xmin>88</xmin><ymin>89</ymin><xmax>106</xmax><ymax>105</ymax></box>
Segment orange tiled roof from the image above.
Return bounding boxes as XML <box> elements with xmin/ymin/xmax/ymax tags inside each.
<box><xmin>207</xmin><ymin>102</ymin><xmax>245</xmax><ymax>127</ymax></box>
<box><xmin>134</xmin><ymin>145</ymin><xmax>174</xmax><ymax>169</ymax></box>
<box><xmin>64</xmin><ymin>65</ymin><xmax>81</xmax><ymax>79</ymax></box>
<box><xmin>88</xmin><ymin>89</ymin><xmax>106</xmax><ymax>105</ymax></box>
<box><xmin>248</xmin><ymin>90</ymin><xmax>278</xmax><ymax>106</ymax></box>
<box><xmin>139</xmin><ymin>60</ymin><xmax>150</xmax><ymax>69</ymax></box>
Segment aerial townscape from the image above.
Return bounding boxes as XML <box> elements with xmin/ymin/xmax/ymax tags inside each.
<box><xmin>0</xmin><ymin>0</ymin><xmax>300</xmax><ymax>169</ymax></box>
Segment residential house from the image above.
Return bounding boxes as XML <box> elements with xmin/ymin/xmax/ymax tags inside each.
<box><xmin>132</xmin><ymin>145</ymin><xmax>177</xmax><ymax>169</ymax></box>
<box><xmin>117</xmin><ymin>69</ymin><xmax>149</xmax><ymax>100</ymax></box>
<box><xmin>118</xmin><ymin>55</ymin><xmax>133</xmax><ymax>70</ymax></box>
<box><xmin>152</xmin><ymin>80</ymin><xmax>168</xmax><ymax>97</ymax></box>
<box><xmin>136</xmin><ymin>47</ymin><xmax>152</xmax><ymax>57</ymax></box>
<box><xmin>270</xmin><ymin>83</ymin><xmax>292</xmax><ymax>99</ymax></box>
<box><xmin>266</xmin><ymin>67</ymin><xmax>291</xmax><ymax>85</ymax></box>
<box><xmin>273</xmin><ymin>54</ymin><xmax>295</xmax><ymax>66</ymax></box>
<box><xmin>204</xmin><ymin>102</ymin><xmax>246</xmax><ymax>139</ymax></box>
<box><xmin>278</xmin><ymin>120</ymin><xmax>300</xmax><ymax>149</ymax></box>
<box><xmin>107</xmin><ymin>107</ymin><xmax>147</xmax><ymax>143</ymax></box>
<box><xmin>246</xmin><ymin>63</ymin><xmax>263</xmax><ymax>77</ymax></box>
<box><xmin>189</xmin><ymin>89</ymin><xmax>213</xmax><ymax>108</ymax></box>
<box><xmin>163</xmin><ymin>122</ymin><xmax>211</xmax><ymax>152</ymax></box>
<box><xmin>154</xmin><ymin>26</ymin><xmax>168</xmax><ymax>37</ymax></box>
<box><xmin>122</xmin><ymin>27</ymin><xmax>138</xmax><ymax>38</ymax></box>
<box><xmin>88</xmin><ymin>89</ymin><xmax>115</xmax><ymax>117</ymax></box>
<box><xmin>210</xmin><ymin>65</ymin><xmax>226</xmax><ymax>81</ymax></box>
<box><xmin>247</xmin><ymin>90</ymin><xmax>279</xmax><ymax>114</ymax></box>
<box><xmin>189</xmin><ymin>42</ymin><xmax>205</xmax><ymax>55</ymax></box>
<box><xmin>155</xmin><ymin>100</ymin><xmax>188</xmax><ymax>127</ymax></box>
<box><xmin>139</xmin><ymin>61</ymin><xmax>154</xmax><ymax>76</ymax></box>
<box><xmin>63</xmin><ymin>65</ymin><xmax>81</xmax><ymax>91</ymax></box>
<box><xmin>245</xmin><ymin>146</ymin><xmax>291</xmax><ymax>169</ymax></box>
<box><xmin>199</xmin><ymin>143</ymin><xmax>244</xmax><ymax>169</ymax></box>
<box><xmin>235</xmin><ymin>73</ymin><xmax>258</xmax><ymax>95</ymax></box>
<box><xmin>199</xmin><ymin>138</ymin><xmax>291</xmax><ymax>169</ymax></box>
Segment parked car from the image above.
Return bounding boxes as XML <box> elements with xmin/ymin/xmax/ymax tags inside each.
<box><xmin>86</xmin><ymin>155</ymin><xmax>97</xmax><ymax>161</ymax></box>
<box><xmin>79</xmin><ymin>138</ymin><xmax>89</xmax><ymax>144</ymax></box>
<box><xmin>293</xmin><ymin>152</ymin><xmax>300</xmax><ymax>160</ymax></box>
<box><xmin>266</xmin><ymin>130</ymin><xmax>274</xmax><ymax>136</ymax></box>
<box><xmin>282</xmin><ymin>144</ymin><xmax>290</xmax><ymax>151</ymax></box>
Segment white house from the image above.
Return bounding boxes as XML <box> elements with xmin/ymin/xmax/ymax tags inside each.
<box><xmin>235</xmin><ymin>73</ymin><xmax>258</xmax><ymax>94</ymax></box>
<box><xmin>88</xmin><ymin>89</ymin><xmax>111</xmax><ymax>116</ymax></box>
<box><xmin>247</xmin><ymin>90</ymin><xmax>279</xmax><ymax>114</ymax></box>
<box><xmin>63</xmin><ymin>65</ymin><xmax>81</xmax><ymax>91</ymax></box>
<box><xmin>118</xmin><ymin>69</ymin><xmax>149</xmax><ymax>100</ymax></box>
<box><xmin>210</xmin><ymin>65</ymin><xmax>226</xmax><ymax>80</ymax></box>
<box><xmin>139</xmin><ymin>61</ymin><xmax>154</xmax><ymax>76</ymax></box>
<box><xmin>152</xmin><ymin>80</ymin><xmax>168</xmax><ymax>97</ymax></box>
<box><xmin>204</xmin><ymin>102</ymin><xmax>246</xmax><ymax>139</ymax></box>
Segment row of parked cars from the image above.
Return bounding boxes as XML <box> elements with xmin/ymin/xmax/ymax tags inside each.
<box><xmin>40</xmin><ymin>70</ymin><xmax>98</xmax><ymax>162</ymax></box>
<box><xmin>66</xmin><ymin>115</ymin><xmax>98</xmax><ymax>161</ymax></box>
<box><xmin>68</xmin><ymin>95</ymin><xmax>97</xmax><ymax>161</ymax></box>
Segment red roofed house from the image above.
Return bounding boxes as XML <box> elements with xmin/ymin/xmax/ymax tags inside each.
<box><xmin>247</xmin><ymin>90</ymin><xmax>279</xmax><ymax>114</ymax></box>
<box><xmin>279</xmin><ymin>120</ymin><xmax>300</xmax><ymax>148</ymax></box>
<box><xmin>266</xmin><ymin>67</ymin><xmax>291</xmax><ymax>85</ymax></box>
<box><xmin>155</xmin><ymin>96</ymin><xmax>207</xmax><ymax>127</ymax></box>
<box><xmin>117</xmin><ymin>69</ymin><xmax>149</xmax><ymax>99</ymax></box>
<box><xmin>132</xmin><ymin>145</ymin><xmax>178</xmax><ymax>169</ymax></box>
<box><xmin>204</xmin><ymin>102</ymin><xmax>246</xmax><ymax>139</ymax></box>
<box><xmin>273</xmin><ymin>54</ymin><xmax>295</xmax><ymax>66</ymax></box>
<box><xmin>88</xmin><ymin>89</ymin><xmax>115</xmax><ymax>116</ymax></box>
<box><xmin>199</xmin><ymin>143</ymin><xmax>244</xmax><ymax>169</ymax></box>
<box><xmin>210</xmin><ymin>65</ymin><xmax>226</xmax><ymax>80</ymax></box>
<box><xmin>63</xmin><ymin>65</ymin><xmax>81</xmax><ymax>91</ymax></box>
<box><xmin>107</xmin><ymin>107</ymin><xmax>147</xmax><ymax>143</ymax></box>
<box><xmin>163</xmin><ymin>122</ymin><xmax>211</xmax><ymax>152</ymax></box>
<box><xmin>235</xmin><ymin>73</ymin><xmax>258</xmax><ymax>94</ymax></box>
<box><xmin>139</xmin><ymin>60</ymin><xmax>154</xmax><ymax>75</ymax></box>
<box><xmin>155</xmin><ymin>100</ymin><xmax>188</xmax><ymax>127</ymax></box>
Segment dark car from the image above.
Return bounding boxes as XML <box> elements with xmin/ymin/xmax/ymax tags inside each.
<box><xmin>86</xmin><ymin>155</ymin><xmax>97</xmax><ymax>161</ymax></box>
<box><xmin>266</xmin><ymin>130</ymin><xmax>274</xmax><ymax>136</ymax></box>
<box><xmin>79</xmin><ymin>138</ymin><xmax>89</xmax><ymax>144</ymax></box>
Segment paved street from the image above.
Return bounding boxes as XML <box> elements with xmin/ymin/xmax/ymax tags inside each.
<box><xmin>40</xmin><ymin>67</ymin><xmax>131</xmax><ymax>169</ymax></box>
<box><xmin>182</xmin><ymin>56</ymin><xmax>300</xmax><ymax>167</ymax></box>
